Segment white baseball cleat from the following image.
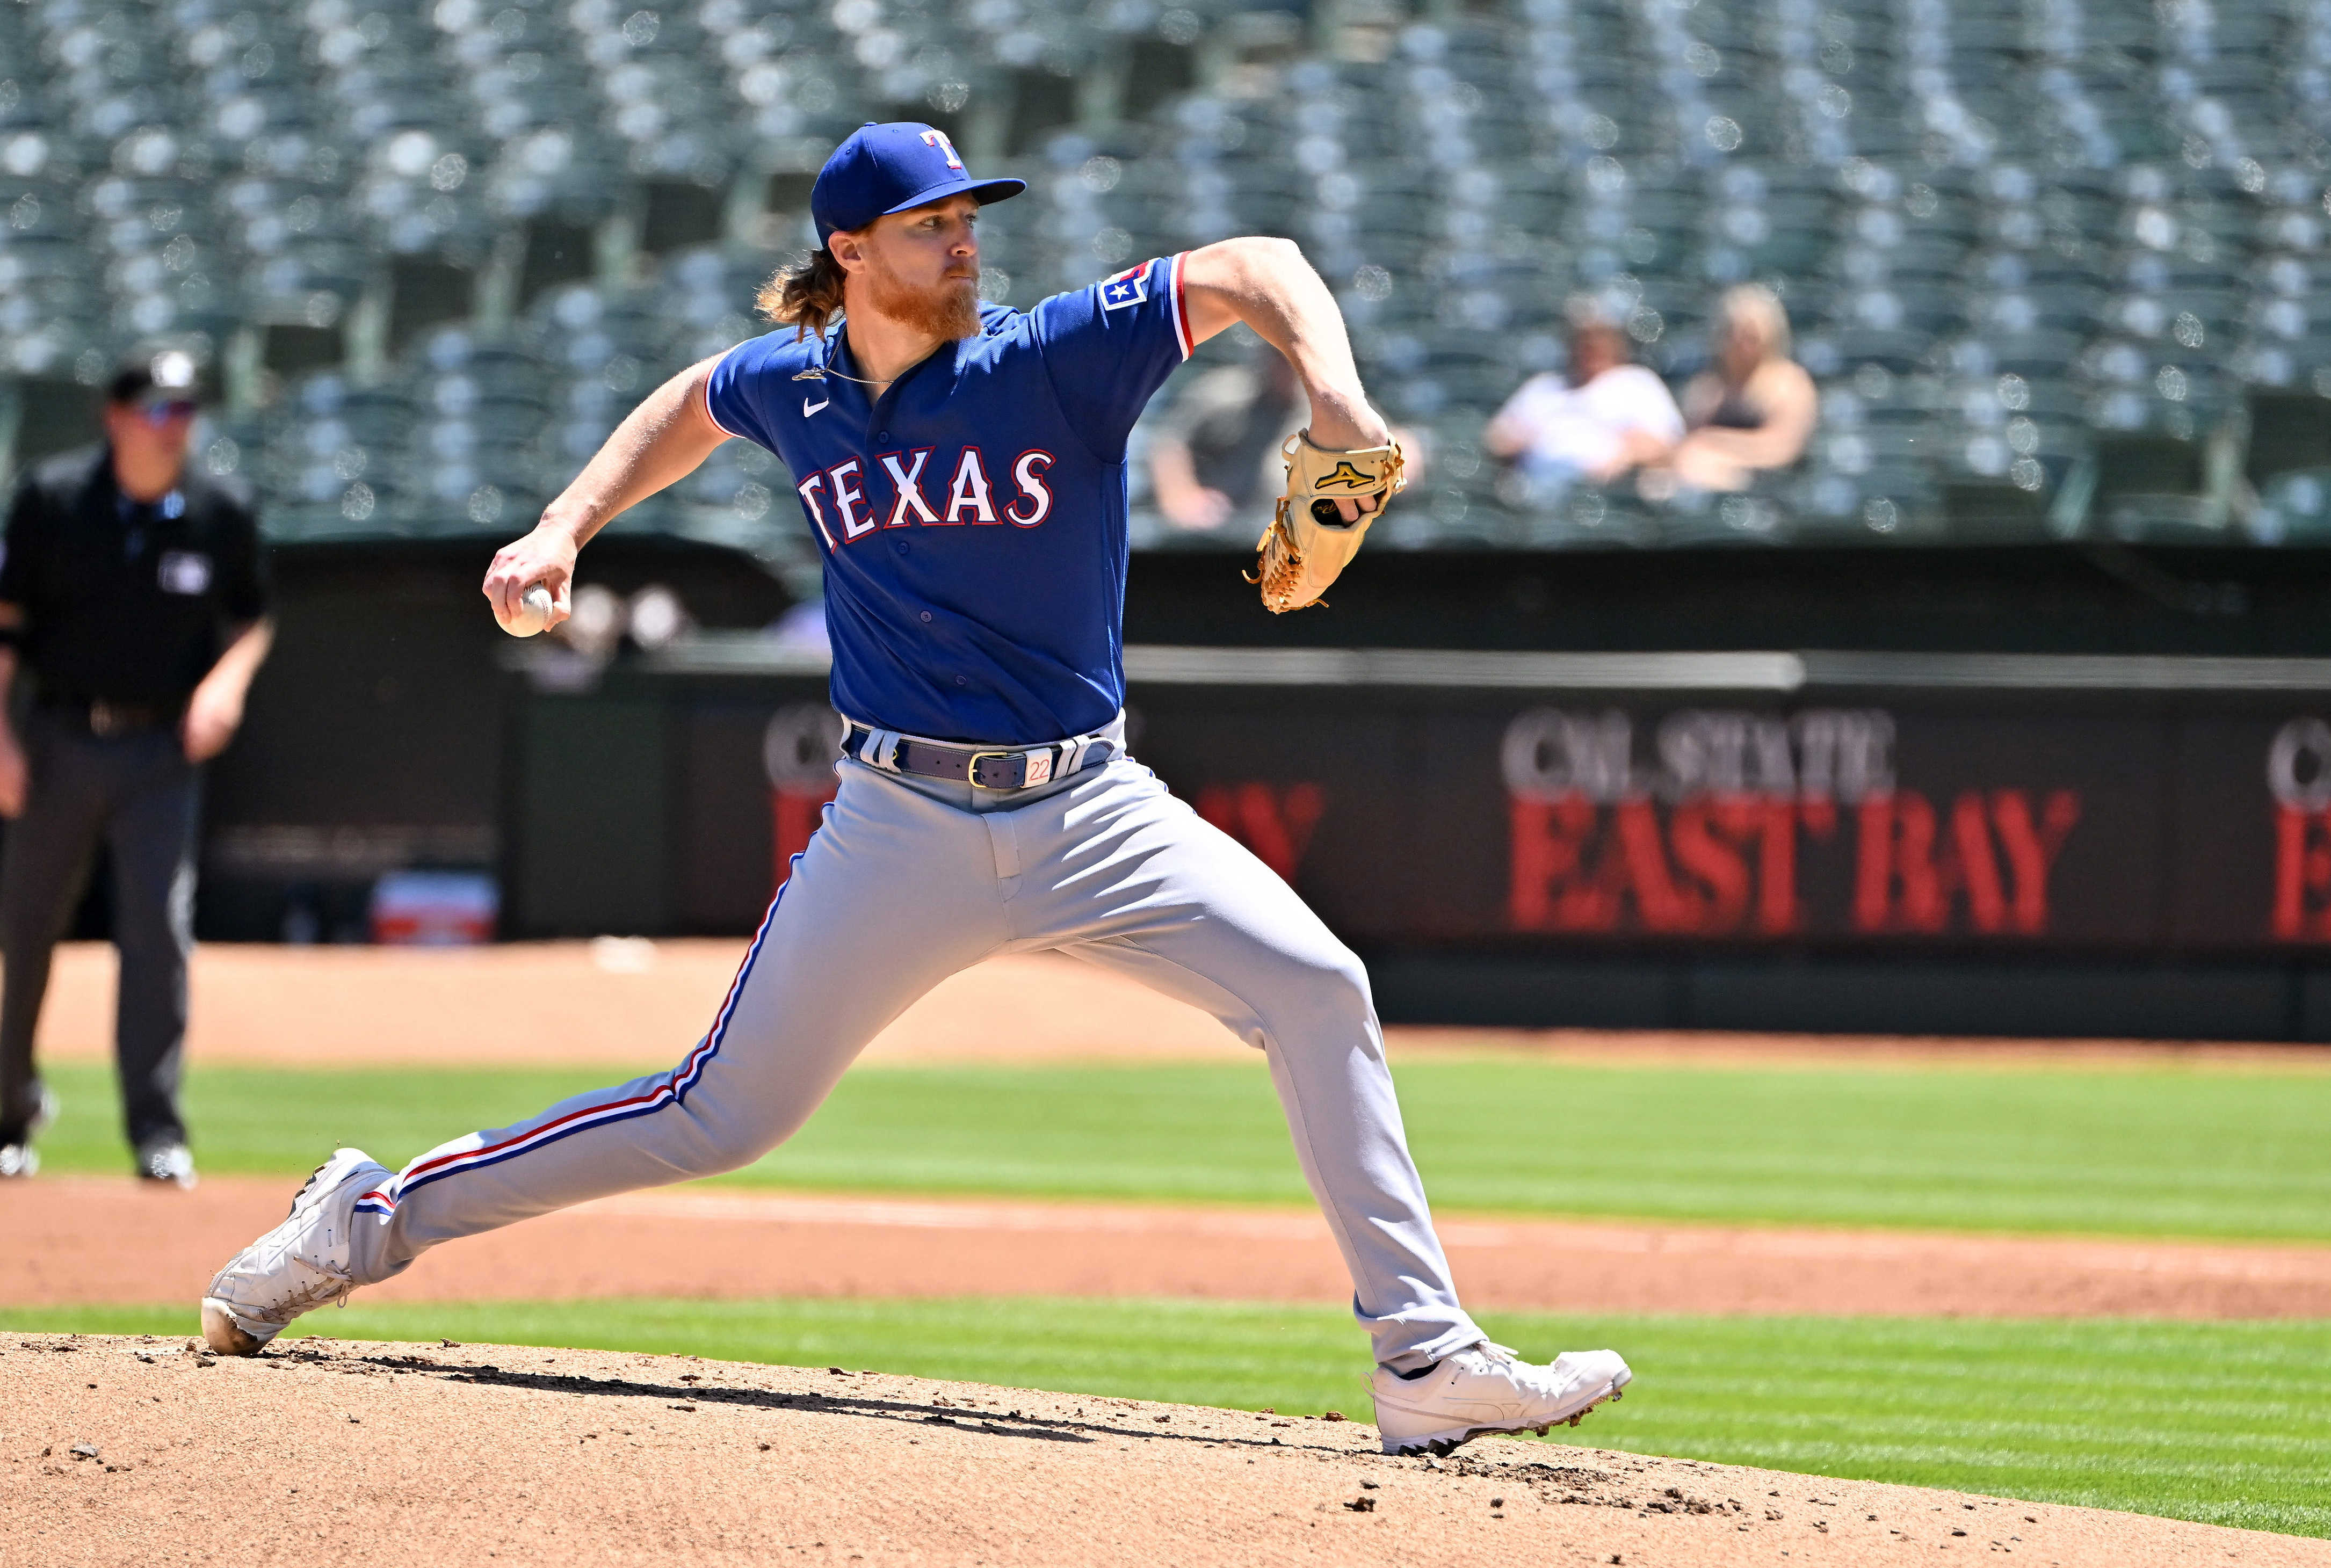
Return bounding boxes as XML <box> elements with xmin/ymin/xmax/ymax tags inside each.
<box><xmin>1369</xmin><ymin>1341</ymin><xmax>1632</xmax><ymax>1456</ymax></box>
<box><xmin>200</xmin><ymin>1148</ymin><xmax>390</xmax><ymax>1355</ymax></box>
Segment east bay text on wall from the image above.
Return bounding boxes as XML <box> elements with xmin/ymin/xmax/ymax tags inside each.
<box><xmin>1121</xmin><ymin>701</ymin><xmax>2331</xmax><ymax>954</ymax></box>
<box><xmin>1501</xmin><ymin>707</ymin><xmax>2083</xmax><ymax>940</ymax></box>
<box><xmin>653</xmin><ymin>679</ymin><xmax>2331</xmax><ymax>955</ymax></box>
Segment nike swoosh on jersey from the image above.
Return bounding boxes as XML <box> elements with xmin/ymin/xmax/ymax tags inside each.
<box><xmin>803</xmin><ymin>396</ymin><xmax>830</xmax><ymax>417</ymax></box>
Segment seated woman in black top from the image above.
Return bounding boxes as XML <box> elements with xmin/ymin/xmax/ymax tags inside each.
<box><xmin>1662</xmin><ymin>285</ymin><xmax>1819</xmax><ymax>495</ymax></box>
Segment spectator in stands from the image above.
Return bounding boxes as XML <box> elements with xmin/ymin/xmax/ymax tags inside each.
<box><xmin>0</xmin><ymin>350</ymin><xmax>272</xmax><ymax>1187</ymax></box>
<box><xmin>1145</xmin><ymin>340</ymin><xmax>1305</xmax><ymax>534</ymax></box>
<box><xmin>1484</xmin><ymin>300</ymin><xmax>1685</xmax><ymax>500</ymax></box>
<box><xmin>1146</xmin><ymin>338</ymin><xmax>1425</xmax><ymax>535</ymax></box>
<box><xmin>1662</xmin><ymin>285</ymin><xmax>1818</xmax><ymax>493</ymax></box>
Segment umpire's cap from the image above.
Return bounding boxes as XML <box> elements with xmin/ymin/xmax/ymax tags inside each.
<box><xmin>106</xmin><ymin>347</ymin><xmax>203</xmax><ymax>407</ymax></box>
<box><xmin>811</xmin><ymin>121</ymin><xmax>1024</xmax><ymax>246</ymax></box>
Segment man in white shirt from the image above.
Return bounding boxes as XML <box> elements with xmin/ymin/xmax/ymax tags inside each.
<box><xmin>1485</xmin><ymin>305</ymin><xmax>1683</xmax><ymax>498</ymax></box>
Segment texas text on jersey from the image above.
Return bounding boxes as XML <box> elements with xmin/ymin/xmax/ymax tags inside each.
<box><xmin>705</xmin><ymin>255</ymin><xmax>1194</xmax><ymax>747</ymax></box>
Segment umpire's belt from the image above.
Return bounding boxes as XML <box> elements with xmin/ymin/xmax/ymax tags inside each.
<box><xmin>40</xmin><ymin>694</ymin><xmax>182</xmax><ymax>737</ymax></box>
<box><xmin>841</xmin><ymin>716</ymin><xmax>1120</xmax><ymax>790</ymax></box>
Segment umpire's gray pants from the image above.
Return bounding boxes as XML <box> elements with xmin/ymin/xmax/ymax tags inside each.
<box><xmin>0</xmin><ymin>709</ymin><xmax>199</xmax><ymax>1149</ymax></box>
<box><xmin>352</xmin><ymin>754</ymin><xmax>1486</xmax><ymax>1369</ymax></box>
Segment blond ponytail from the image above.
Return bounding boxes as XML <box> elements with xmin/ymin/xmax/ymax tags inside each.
<box><xmin>757</xmin><ymin>248</ymin><xmax>848</xmax><ymax>341</ymax></box>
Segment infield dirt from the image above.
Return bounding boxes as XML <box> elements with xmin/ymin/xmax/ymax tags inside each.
<box><xmin>33</xmin><ymin>939</ymin><xmax>2331</xmax><ymax>1072</ymax></box>
<box><xmin>11</xmin><ymin>1177</ymin><xmax>2331</xmax><ymax>1319</ymax></box>
<box><xmin>7</xmin><ymin>1334</ymin><xmax>2326</xmax><ymax>1568</ymax></box>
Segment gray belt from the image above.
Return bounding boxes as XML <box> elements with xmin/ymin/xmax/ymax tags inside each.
<box><xmin>842</xmin><ymin>717</ymin><xmax>1118</xmax><ymax>790</ymax></box>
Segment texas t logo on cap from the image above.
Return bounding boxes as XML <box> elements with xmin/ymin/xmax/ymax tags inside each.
<box><xmin>811</xmin><ymin>122</ymin><xmax>1024</xmax><ymax>246</ymax></box>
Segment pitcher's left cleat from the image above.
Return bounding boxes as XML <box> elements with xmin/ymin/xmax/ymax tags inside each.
<box><xmin>1369</xmin><ymin>1342</ymin><xmax>1632</xmax><ymax>1456</ymax></box>
<box><xmin>200</xmin><ymin>1148</ymin><xmax>390</xmax><ymax>1355</ymax></box>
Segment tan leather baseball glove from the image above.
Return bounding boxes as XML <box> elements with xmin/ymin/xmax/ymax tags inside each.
<box><xmin>1247</xmin><ymin>431</ymin><xmax>1406</xmax><ymax>614</ymax></box>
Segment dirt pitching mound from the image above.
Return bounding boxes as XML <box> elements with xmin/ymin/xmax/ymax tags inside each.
<box><xmin>5</xmin><ymin>1335</ymin><xmax>2323</xmax><ymax>1567</ymax></box>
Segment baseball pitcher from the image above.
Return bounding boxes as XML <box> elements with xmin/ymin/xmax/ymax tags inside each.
<box><xmin>200</xmin><ymin>124</ymin><xmax>1630</xmax><ymax>1456</ymax></box>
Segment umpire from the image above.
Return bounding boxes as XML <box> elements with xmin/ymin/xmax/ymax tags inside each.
<box><xmin>0</xmin><ymin>350</ymin><xmax>272</xmax><ymax>1185</ymax></box>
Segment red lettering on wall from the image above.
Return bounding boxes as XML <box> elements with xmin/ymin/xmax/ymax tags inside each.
<box><xmin>1197</xmin><ymin>781</ymin><xmax>1326</xmax><ymax>883</ymax></box>
<box><xmin>1992</xmin><ymin>789</ymin><xmax>2082</xmax><ymax>933</ymax></box>
<box><xmin>1609</xmin><ymin>797</ymin><xmax>1692</xmax><ymax>931</ymax></box>
<box><xmin>1669</xmin><ymin>798</ymin><xmax>1752</xmax><ymax>933</ymax></box>
<box><xmin>1856</xmin><ymin>792</ymin><xmax>1938</xmax><ymax>931</ymax></box>
<box><xmin>1756</xmin><ymin>796</ymin><xmax>1804</xmax><ymax>934</ymax></box>
<box><xmin>1951</xmin><ymin>791</ymin><xmax>2009</xmax><ymax>931</ymax></box>
<box><xmin>1509</xmin><ymin>794</ymin><xmax>1600</xmax><ymax>929</ymax></box>
<box><xmin>1511</xmin><ymin>793</ymin><xmax>1826</xmax><ymax>935</ymax></box>
<box><xmin>1855</xmin><ymin>789</ymin><xmax>2079</xmax><ymax>934</ymax></box>
<box><xmin>770</xmin><ymin>783</ymin><xmax>839</xmax><ymax>893</ymax></box>
<box><xmin>2271</xmin><ymin>805</ymin><xmax>2331</xmax><ymax>939</ymax></box>
<box><xmin>1512</xmin><ymin>788</ymin><xmax>2073</xmax><ymax>938</ymax></box>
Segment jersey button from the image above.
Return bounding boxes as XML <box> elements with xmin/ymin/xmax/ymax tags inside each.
<box><xmin>919</xmin><ymin>611</ymin><xmax>932</xmax><ymax>623</ymax></box>
<box><xmin>894</xmin><ymin>540</ymin><xmax>910</xmax><ymax>555</ymax></box>
<box><xmin>955</xmin><ymin>676</ymin><xmax>967</xmax><ymax>685</ymax></box>
<box><xmin>876</xmin><ymin>430</ymin><xmax>892</xmax><ymax>443</ymax></box>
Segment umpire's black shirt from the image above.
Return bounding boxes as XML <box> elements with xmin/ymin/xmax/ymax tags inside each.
<box><xmin>0</xmin><ymin>445</ymin><xmax>269</xmax><ymax>705</ymax></box>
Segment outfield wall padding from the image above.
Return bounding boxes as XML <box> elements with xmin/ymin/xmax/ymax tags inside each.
<box><xmin>493</xmin><ymin>640</ymin><xmax>2331</xmax><ymax>1041</ymax></box>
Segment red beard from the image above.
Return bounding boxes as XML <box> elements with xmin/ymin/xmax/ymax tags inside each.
<box><xmin>864</xmin><ymin>257</ymin><xmax>983</xmax><ymax>341</ymax></box>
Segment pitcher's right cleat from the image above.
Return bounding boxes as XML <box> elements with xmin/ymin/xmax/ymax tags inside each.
<box><xmin>1369</xmin><ymin>1342</ymin><xmax>1632</xmax><ymax>1456</ymax></box>
<box><xmin>200</xmin><ymin>1148</ymin><xmax>390</xmax><ymax>1355</ymax></box>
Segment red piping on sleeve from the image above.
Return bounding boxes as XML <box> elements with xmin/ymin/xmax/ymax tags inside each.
<box><xmin>1169</xmin><ymin>252</ymin><xmax>1193</xmax><ymax>361</ymax></box>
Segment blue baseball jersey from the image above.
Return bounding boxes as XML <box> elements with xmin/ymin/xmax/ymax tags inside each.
<box><xmin>705</xmin><ymin>253</ymin><xmax>1194</xmax><ymax>745</ymax></box>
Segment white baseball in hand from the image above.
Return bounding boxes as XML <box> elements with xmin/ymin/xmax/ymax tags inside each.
<box><xmin>503</xmin><ymin>583</ymin><xmax>556</xmax><ymax>637</ymax></box>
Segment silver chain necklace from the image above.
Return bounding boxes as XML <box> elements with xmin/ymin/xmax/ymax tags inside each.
<box><xmin>790</xmin><ymin>365</ymin><xmax>887</xmax><ymax>388</ymax></box>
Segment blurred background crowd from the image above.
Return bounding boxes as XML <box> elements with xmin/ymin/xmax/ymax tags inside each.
<box><xmin>9</xmin><ymin>0</ymin><xmax>2331</xmax><ymax>582</ymax></box>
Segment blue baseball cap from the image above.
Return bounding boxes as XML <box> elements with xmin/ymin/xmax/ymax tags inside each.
<box><xmin>810</xmin><ymin>122</ymin><xmax>1025</xmax><ymax>246</ymax></box>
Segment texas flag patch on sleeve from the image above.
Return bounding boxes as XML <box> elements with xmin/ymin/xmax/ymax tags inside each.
<box><xmin>1098</xmin><ymin>260</ymin><xmax>1152</xmax><ymax>311</ymax></box>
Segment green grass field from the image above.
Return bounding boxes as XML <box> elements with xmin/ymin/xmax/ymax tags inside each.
<box><xmin>29</xmin><ymin>1055</ymin><xmax>2331</xmax><ymax>1239</ymax></box>
<box><xmin>10</xmin><ymin>1300</ymin><xmax>2325</xmax><ymax>1540</ymax></box>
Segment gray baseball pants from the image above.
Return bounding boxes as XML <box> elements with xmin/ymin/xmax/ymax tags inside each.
<box><xmin>0</xmin><ymin>709</ymin><xmax>200</xmax><ymax>1150</ymax></box>
<box><xmin>350</xmin><ymin>752</ymin><xmax>1486</xmax><ymax>1370</ymax></box>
